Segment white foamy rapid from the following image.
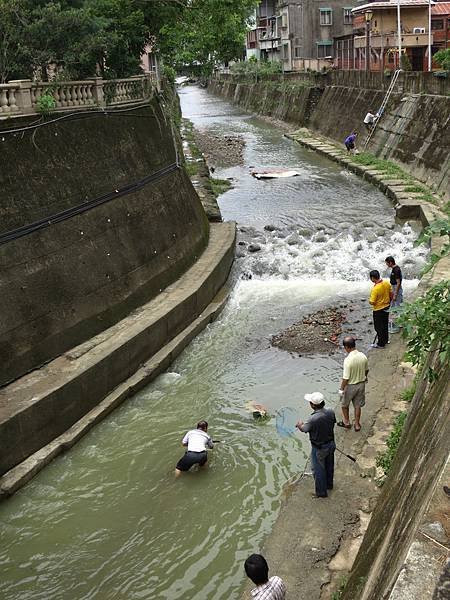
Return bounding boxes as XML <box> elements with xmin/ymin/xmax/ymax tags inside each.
<box><xmin>239</xmin><ymin>223</ymin><xmax>427</xmax><ymax>282</ymax></box>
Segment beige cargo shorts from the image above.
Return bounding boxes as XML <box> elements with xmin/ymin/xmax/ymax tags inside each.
<box><xmin>342</xmin><ymin>382</ymin><xmax>366</xmax><ymax>408</ymax></box>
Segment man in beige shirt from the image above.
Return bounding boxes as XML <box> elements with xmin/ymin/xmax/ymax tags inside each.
<box><xmin>337</xmin><ymin>336</ymin><xmax>368</xmax><ymax>432</ymax></box>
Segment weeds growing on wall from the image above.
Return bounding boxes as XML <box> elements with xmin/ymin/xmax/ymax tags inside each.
<box><xmin>414</xmin><ymin>218</ymin><xmax>450</xmax><ymax>274</ymax></box>
<box><xmin>400</xmin><ymin>382</ymin><xmax>416</xmax><ymax>403</ymax></box>
<box><xmin>331</xmin><ymin>577</ymin><xmax>348</xmax><ymax>600</ymax></box>
<box><xmin>376</xmin><ymin>412</ymin><xmax>407</xmax><ymax>479</ymax></box>
<box><xmin>36</xmin><ymin>92</ymin><xmax>57</xmax><ymax>116</ymax></box>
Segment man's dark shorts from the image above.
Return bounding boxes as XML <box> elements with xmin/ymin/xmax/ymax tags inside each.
<box><xmin>176</xmin><ymin>451</ymin><xmax>208</xmax><ymax>471</ymax></box>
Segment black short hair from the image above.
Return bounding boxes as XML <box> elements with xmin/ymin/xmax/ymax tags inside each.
<box><xmin>343</xmin><ymin>336</ymin><xmax>356</xmax><ymax>349</ymax></box>
<box><xmin>244</xmin><ymin>554</ymin><xmax>269</xmax><ymax>585</ymax></box>
<box><xmin>369</xmin><ymin>269</ymin><xmax>380</xmax><ymax>280</ymax></box>
<box><xmin>312</xmin><ymin>401</ymin><xmax>325</xmax><ymax>409</ymax></box>
<box><xmin>197</xmin><ymin>420</ymin><xmax>208</xmax><ymax>431</ymax></box>
<box><xmin>385</xmin><ymin>256</ymin><xmax>395</xmax><ymax>265</ymax></box>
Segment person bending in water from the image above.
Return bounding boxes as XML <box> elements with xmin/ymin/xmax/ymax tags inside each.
<box><xmin>175</xmin><ymin>420</ymin><xmax>213</xmax><ymax>477</ymax></box>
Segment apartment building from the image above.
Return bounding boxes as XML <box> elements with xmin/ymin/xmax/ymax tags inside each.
<box><xmin>246</xmin><ymin>0</ymin><xmax>356</xmax><ymax>69</ymax></box>
<box><xmin>351</xmin><ymin>0</ymin><xmax>435</xmax><ymax>71</ymax></box>
<box><xmin>431</xmin><ymin>1</ymin><xmax>450</xmax><ymax>54</ymax></box>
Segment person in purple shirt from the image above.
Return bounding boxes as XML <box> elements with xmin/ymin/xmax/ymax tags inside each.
<box><xmin>344</xmin><ymin>132</ymin><xmax>357</xmax><ymax>154</ymax></box>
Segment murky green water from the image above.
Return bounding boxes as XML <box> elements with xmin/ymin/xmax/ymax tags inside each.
<box><xmin>0</xmin><ymin>86</ymin><xmax>428</xmax><ymax>600</ymax></box>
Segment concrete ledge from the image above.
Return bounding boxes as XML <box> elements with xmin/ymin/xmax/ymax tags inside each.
<box><xmin>0</xmin><ymin>282</ymin><xmax>230</xmax><ymax>499</ymax></box>
<box><xmin>0</xmin><ymin>222</ymin><xmax>236</xmax><ymax>486</ymax></box>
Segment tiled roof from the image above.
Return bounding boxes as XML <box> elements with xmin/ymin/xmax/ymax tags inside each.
<box><xmin>353</xmin><ymin>0</ymin><xmax>435</xmax><ymax>13</ymax></box>
<box><xmin>431</xmin><ymin>1</ymin><xmax>450</xmax><ymax>15</ymax></box>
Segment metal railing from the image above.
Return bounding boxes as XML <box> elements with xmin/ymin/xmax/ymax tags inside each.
<box><xmin>364</xmin><ymin>69</ymin><xmax>401</xmax><ymax>150</ymax></box>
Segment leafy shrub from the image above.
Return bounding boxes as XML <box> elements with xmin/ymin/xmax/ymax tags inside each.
<box><xmin>162</xmin><ymin>64</ymin><xmax>176</xmax><ymax>83</ymax></box>
<box><xmin>398</xmin><ymin>280</ymin><xmax>450</xmax><ymax>380</ymax></box>
<box><xmin>433</xmin><ymin>48</ymin><xmax>450</xmax><ymax>71</ymax></box>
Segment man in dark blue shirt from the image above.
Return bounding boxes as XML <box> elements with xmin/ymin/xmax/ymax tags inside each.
<box><xmin>296</xmin><ymin>392</ymin><xmax>336</xmax><ymax>498</ymax></box>
<box><xmin>385</xmin><ymin>256</ymin><xmax>403</xmax><ymax>333</ymax></box>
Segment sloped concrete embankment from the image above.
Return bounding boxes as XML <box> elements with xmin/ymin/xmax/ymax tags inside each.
<box><xmin>309</xmin><ymin>86</ymin><xmax>450</xmax><ymax>201</ymax></box>
<box><xmin>208</xmin><ymin>77</ymin><xmax>450</xmax><ymax>201</ymax></box>
<box><xmin>0</xmin><ymin>222</ymin><xmax>236</xmax><ymax>498</ymax></box>
<box><xmin>0</xmin><ymin>99</ymin><xmax>209</xmax><ymax>387</ymax></box>
<box><xmin>342</xmin><ymin>348</ymin><xmax>449</xmax><ymax>600</ymax></box>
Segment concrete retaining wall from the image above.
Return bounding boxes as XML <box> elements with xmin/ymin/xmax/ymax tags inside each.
<box><xmin>0</xmin><ymin>100</ymin><xmax>209</xmax><ymax>386</ymax></box>
<box><xmin>209</xmin><ymin>77</ymin><xmax>450</xmax><ymax>200</ymax></box>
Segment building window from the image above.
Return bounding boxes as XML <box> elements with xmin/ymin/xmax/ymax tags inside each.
<box><xmin>317</xmin><ymin>42</ymin><xmax>332</xmax><ymax>58</ymax></box>
<box><xmin>431</xmin><ymin>19</ymin><xmax>444</xmax><ymax>31</ymax></box>
<box><xmin>294</xmin><ymin>46</ymin><xmax>302</xmax><ymax>58</ymax></box>
<box><xmin>343</xmin><ymin>8</ymin><xmax>352</xmax><ymax>25</ymax></box>
<box><xmin>283</xmin><ymin>43</ymin><xmax>289</xmax><ymax>59</ymax></box>
<box><xmin>319</xmin><ymin>9</ymin><xmax>333</xmax><ymax>26</ymax></box>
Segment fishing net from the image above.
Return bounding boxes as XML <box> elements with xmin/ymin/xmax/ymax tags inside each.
<box><xmin>275</xmin><ymin>407</ymin><xmax>298</xmax><ymax>438</ymax></box>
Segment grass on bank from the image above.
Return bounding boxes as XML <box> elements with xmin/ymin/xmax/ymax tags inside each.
<box><xmin>347</xmin><ymin>152</ymin><xmax>440</xmax><ymax>205</ymax></box>
<box><xmin>209</xmin><ymin>177</ymin><xmax>232</xmax><ymax>197</ymax></box>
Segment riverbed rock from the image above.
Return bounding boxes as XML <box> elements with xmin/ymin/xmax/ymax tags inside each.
<box><xmin>272</xmin><ymin>307</ymin><xmax>346</xmax><ymax>355</ymax></box>
<box><xmin>286</xmin><ymin>234</ymin><xmax>301</xmax><ymax>246</ymax></box>
<box><xmin>248</xmin><ymin>243</ymin><xmax>262</xmax><ymax>253</ymax></box>
<box><xmin>264</xmin><ymin>224</ymin><xmax>279</xmax><ymax>232</ymax></box>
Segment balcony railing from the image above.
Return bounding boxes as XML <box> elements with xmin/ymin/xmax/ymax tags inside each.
<box><xmin>354</xmin><ymin>32</ymin><xmax>433</xmax><ymax>48</ymax></box>
<box><xmin>0</xmin><ymin>74</ymin><xmax>156</xmax><ymax>118</ymax></box>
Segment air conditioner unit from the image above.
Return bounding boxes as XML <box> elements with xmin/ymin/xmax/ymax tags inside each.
<box><xmin>413</xmin><ymin>27</ymin><xmax>425</xmax><ymax>33</ymax></box>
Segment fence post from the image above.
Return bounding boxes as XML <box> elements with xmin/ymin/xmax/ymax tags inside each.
<box><xmin>91</xmin><ymin>77</ymin><xmax>105</xmax><ymax>106</ymax></box>
<box><xmin>9</xmin><ymin>80</ymin><xmax>33</xmax><ymax>114</ymax></box>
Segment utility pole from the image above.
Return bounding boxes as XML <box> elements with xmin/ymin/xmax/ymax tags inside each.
<box><xmin>365</xmin><ymin>10</ymin><xmax>373</xmax><ymax>72</ymax></box>
<box><xmin>428</xmin><ymin>0</ymin><xmax>432</xmax><ymax>71</ymax></box>
<box><xmin>397</xmin><ymin>0</ymin><xmax>402</xmax><ymax>69</ymax></box>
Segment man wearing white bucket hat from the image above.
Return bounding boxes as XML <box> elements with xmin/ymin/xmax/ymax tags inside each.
<box><xmin>296</xmin><ymin>392</ymin><xmax>336</xmax><ymax>498</ymax></box>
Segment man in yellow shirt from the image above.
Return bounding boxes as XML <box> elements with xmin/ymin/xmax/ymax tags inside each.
<box><xmin>369</xmin><ymin>269</ymin><xmax>392</xmax><ymax>348</ymax></box>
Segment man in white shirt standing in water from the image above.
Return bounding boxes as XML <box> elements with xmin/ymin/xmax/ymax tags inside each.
<box><xmin>175</xmin><ymin>420</ymin><xmax>214</xmax><ymax>477</ymax></box>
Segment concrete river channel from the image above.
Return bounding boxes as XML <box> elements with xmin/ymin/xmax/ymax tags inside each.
<box><xmin>0</xmin><ymin>86</ymin><xmax>428</xmax><ymax>600</ymax></box>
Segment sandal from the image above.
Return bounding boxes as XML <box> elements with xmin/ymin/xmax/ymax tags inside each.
<box><xmin>354</xmin><ymin>424</ymin><xmax>361</xmax><ymax>432</ymax></box>
<box><xmin>337</xmin><ymin>421</ymin><xmax>351</xmax><ymax>429</ymax></box>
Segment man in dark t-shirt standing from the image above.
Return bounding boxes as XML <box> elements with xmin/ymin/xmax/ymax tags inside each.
<box><xmin>385</xmin><ymin>256</ymin><xmax>403</xmax><ymax>333</ymax></box>
<box><xmin>296</xmin><ymin>392</ymin><xmax>336</xmax><ymax>498</ymax></box>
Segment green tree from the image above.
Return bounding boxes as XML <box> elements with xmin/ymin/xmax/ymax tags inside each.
<box><xmin>0</xmin><ymin>0</ymin><xmax>258</xmax><ymax>81</ymax></box>
<box><xmin>433</xmin><ymin>48</ymin><xmax>450</xmax><ymax>71</ymax></box>
<box><xmin>157</xmin><ymin>0</ymin><xmax>259</xmax><ymax>73</ymax></box>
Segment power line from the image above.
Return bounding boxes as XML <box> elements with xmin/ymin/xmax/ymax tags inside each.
<box><xmin>0</xmin><ymin>162</ymin><xmax>180</xmax><ymax>246</ymax></box>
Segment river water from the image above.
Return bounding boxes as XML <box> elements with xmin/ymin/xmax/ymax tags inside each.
<box><xmin>0</xmin><ymin>86</ymin><xmax>428</xmax><ymax>600</ymax></box>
